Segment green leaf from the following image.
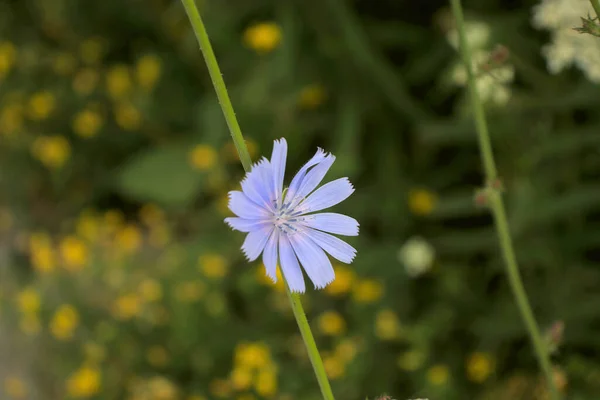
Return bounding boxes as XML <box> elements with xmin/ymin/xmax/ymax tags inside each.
<box><xmin>116</xmin><ymin>143</ymin><xmax>203</xmax><ymax>206</ymax></box>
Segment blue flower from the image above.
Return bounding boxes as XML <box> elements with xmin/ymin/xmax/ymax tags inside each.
<box><xmin>225</xmin><ymin>138</ymin><xmax>358</xmax><ymax>293</ymax></box>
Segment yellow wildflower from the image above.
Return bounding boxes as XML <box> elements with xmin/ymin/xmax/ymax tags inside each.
<box><xmin>73</xmin><ymin>68</ymin><xmax>99</xmax><ymax>95</ymax></box>
<box><xmin>114</xmin><ymin>102</ymin><xmax>141</xmax><ymax>131</ymax></box>
<box><xmin>325</xmin><ymin>265</ymin><xmax>354</xmax><ymax>296</ymax></box>
<box><xmin>209</xmin><ymin>379</ymin><xmax>232</xmax><ymax>398</ymax></box>
<box><xmin>106</xmin><ymin>64</ymin><xmax>132</xmax><ymax>99</ymax></box>
<box><xmin>317</xmin><ymin>311</ymin><xmax>346</xmax><ymax>336</ymax></box>
<box><xmin>397</xmin><ymin>349</ymin><xmax>426</xmax><ymax>371</ymax></box>
<box><xmin>254</xmin><ymin>369</ymin><xmax>277</xmax><ymax>397</ymax></box>
<box><xmin>19</xmin><ymin>314</ymin><xmax>41</xmax><ymax>336</ymax></box>
<box><xmin>28</xmin><ymin>91</ymin><xmax>55</xmax><ymax>120</ymax></box>
<box><xmin>352</xmin><ymin>279</ymin><xmax>384</xmax><ymax>303</ymax></box>
<box><xmin>199</xmin><ymin>253</ymin><xmax>228</xmax><ymax>279</ymax></box>
<box><xmin>139</xmin><ymin>204</ymin><xmax>165</xmax><ymax>226</ymax></box>
<box><xmin>76</xmin><ymin>211</ymin><xmax>100</xmax><ymax>242</ymax></box>
<box><xmin>466</xmin><ymin>352</ymin><xmax>494</xmax><ymax>383</ymax></box>
<box><xmin>17</xmin><ymin>287</ymin><xmax>40</xmax><ymax>314</ymax></box>
<box><xmin>324</xmin><ymin>355</ymin><xmax>345</xmax><ymax>380</ymax></box>
<box><xmin>146</xmin><ymin>346</ymin><xmax>170</xmax><ymax>367</ymax></box>
<box><xmin>115</xmin><ymin>224</ymin><xmax>142</xmax><ymax>253</ymax></box>
<box><xmin>112</xmin><ymin>294</ymin><xmax>141</xmax><ymax>320</ymax></box>
<box><xmin>136</xmin><ymin>54</ymin><xmax>162</xmax><ymax>91</ymax></box>
<box><xmin>80</xmin><ymin>37</ymin><xmax>105</xmax><ymax>65</ymax></box>
<box><xmin>243</xmin><ymin>22</ymin><xmax>282</xmax><ymax>53</ymax></box>
<box><xmin>335</xmin><ymin>338</ymin><xmax>359</xmax><ymax>363</ymax></box>
<box><xmin>174</xmin><ymin>281</ymin><xmax>206</xmax><ymax>303</ymax></box>
<box><xmin>53</xmin><ymin>52</ymin><xmax>76</xmax><ymax>75</ymax></box>
<box><xmin>146</xmin><ymin>376</ymin><xmax>178</xmax><ymax>399</ymax></box>
<box><xmin>3</xmin><ymin>376</ymin><xmax>27</xmax><ymax>399</ymax></box>
<box><xmin>1</xmin><ymin>103</ymin><xmax>24</xmax><ymax>135</ymax></box>
<box><xmin>408</xmin><ymin>188</ymin><xmax>438</xmax><ymax>216</ymax></box>
<box><xmin>59</xmin><ymin>236</ymin><xmax>89</xmax><ymax>271</ymax></box>
<box><xmin>427</xmin><ymin>364</ymin><xmax>450</xmax><ymax>386</ymax></box>
<box><xmin>31</xmin><ymin>135</ymin><xmax>71</xmax><ymax>169</ymax></box>
<box><xmin>50</xmin><ymin>304</ymin><xmax>79</xmax><ymax>340</ymax></box>
<box><xmin>0</xmin><ymin>42</ymin><xmax>17</xmax><ymax>78</ymax></box>
<box><xmin>189</xmin><ymin>144</ymin><xmax>217</xmax><ymax>170</ymax></box>
<box><xmin>29</xmin><ymin>232</ymin><xmax>55</xmax><ymax>273</ymax></box>
<box><xmin>66</xmin><ymin>365</ymin><xmax>101</xmax><ymax>398</ymax></box>
<box><xmin>72</xmin><ymin>108</ymin><xmax>103</xmax><ymax>138</ymax></box>
<box><xmin>139</xmin><ymin>279</ymin><xmax>163</xmax><ymax>302</ymax></box>
<box><xmin>298</xmin><ymin>84</ymin><xmax>327</xmax><ymax>109</ymax></box>
<box><xmin>230</xmin><ymin>367</ymin><xmax>252</xmax><ymax>391</ymax></box>
<box><xmin>149</xmin><ymin>225</ymin><xmax>171</xmax><ymax>248</ymax></box>
<box><xmin>235</xmin><ymin>342</ymin><xmax>271</xmax><ymax>370</ymax></box>
<box><xmin>375</xmin><ymin>309</ymin><xmax>402</xmax><ymax>340</ymax></box>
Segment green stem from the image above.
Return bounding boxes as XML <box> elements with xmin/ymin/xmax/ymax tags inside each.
<box><xmin>179</xmin><ymin>1</ymin><xmax>335</xmax><ymax>399</ymax></box>
<box><xmin>449</xmin><ymin>1</ymin><xmax>560</xmax><ymax>399</ymax></box>
<box><xmin>590</xmin><ymin>0</ymin><xmax>600</xmax><ymax>19</ymax></box>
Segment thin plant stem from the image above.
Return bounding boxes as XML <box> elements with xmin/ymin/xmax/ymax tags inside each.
<box><xmin>449</xmin><ymin>1</ymin><xmax>560</xmax><ymax>399</ymax></box>
<box><xmin>179</xmin><ymin>1</ymin><xmax>335</xmax><ymax>399</ymax></box>
<box><xmin>590</xmin><ymin>0</ymin><xmax>600</xmax><ymax>19</ymax></box>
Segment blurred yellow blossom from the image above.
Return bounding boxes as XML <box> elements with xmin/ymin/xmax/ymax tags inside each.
<box><xmin>53</xmin><ymin>52</ymin><xmax>76</xmax><ymax>75</ymax></box>
<box><xmin>254</xmin><ymin>369</ymin><xmax>277</xmax><ymax>397</ymax></box>
<box><xmin>115</xmin><ymin>224</ymin><xmax>142</xmax><ymax>253</ymax></box>
<box><xmin>114</xmin><ymin>102</ymin><xmax>142</xmax><ymax>131</ymax></box>
<box><xmin>66</xmin><ymin>365</ymin><xmax>101</xmax><ymax>398</ymax></box>
<box><xmin>1</xmin><ymin>103</ymin><xmax>24</xmax><ymax>135</ymax></box>
<box><xmin>149</xmin><ymin>225</ymin><xmax>171</xmax><ymax>248</ymax></box>
<box><xmin>189</xmin><ymin>144</ymin><xmax>217</xmax><ymax>170</ymax></box>
<box><xmin>324</xmin><ymin>355</ymin><xmax>345</xmax><ymax>380</ymax></box>
<box><xmin>199</xmin><ymin>253</ymin><xmax>228</xmax><ymax>279</ymax></box>
<box><xmin>375</xmin><ymin>309</ymin><xmax>402</xmax><ymax>340</ymax></box>
<box><xmin>72</xmin><ymin>108</ymin><xmax>103</xmax><ymax>138</ymax></box>
<box><xmin>230</xmin><ymin>367</ymin><xmax>252</xmax><ymax>391</ymax></box>
<box><xmin>84</xmin><ymin>342</ymin><xmax>106</xmax><ymax>363</ymax></box>
<box><xmin>298</xmin><ymin>84</ymin><xmax>327</xmax><ymax>109</ymax></box>
<box><xmin>243</xmin><ymin>22</ymin><xmax>282</xmax><ymax>54</ymax></box>
<box><xmin>145</xmin><ymin>376</ymin><xmax>178</xmax><ymax>400</ymax></box>
<box><xmin>427</xmin><ymin>364</ymin><xmax>450</xmax><ymax>386</ymax></box>
<box><xmin>139</xmin><ymin>279</ymin><xmax>163</xmax><ymax>302</ymax></box>
<box><xmin>73</xmin><ymin>68</ymin><xmax>99</xmax><ymax>95</ymax></box>
<box><xmin>28</xmin><ymin>91</ymin><xmax>55</xmax><ymax>120</ymax></box>
<box><xmin>335</xmin><ymin>338</ymin><xmax>359</xmax><ymax>363</ymax></box>
<box><xmin>397</xmin><ymin>349</ymin><xmax>426</xmax><ymax>371</ymax></box>
<box><xmin>106</xmin><ymin>64</ymin><xmax>132</xmax><ymax>99</ymax></box>
<box><xmin>80</xmin><ymin>37</ymin><xmax>105</xmax><ymax>65</ymax></box>
<box><xmin>17</xmin><ymin>287</ymin><xmax>40</xmax><ymax>314</ymax></box>
<box><xmin>76</xmin><ymin>211</ymin><xmax>100</xmax><ymax>242</ymax></box>
<box><xmin>235</xmin><ymin>342</ymin><xmax>271</xmax><ymax>370</ymax></box>
<box><xmin>147</xmin><ymin>346</ymin><xmax>170</xmax><ymax>368</ymax></box>
<box><xmin>222</xmin><ymin>140</ymin><xmax>258</xmax><ymax>162</ymax></box>
<box><xmin>31</xmin><ymin>135</ymin><xmax>71</xmax><ymax>169</ymax></box>
<box><xmin>317</xmin><ymin>311</ymin><xmax>346</xmax><ymax>336</ymax></box>
<box><xmin>112</xmin><ymin>293</ymin><xmax>142</xmax><ymax>320</ymax></box>
<box><xmin>139</xmin><ymin>204</ymin><xmax>165</xmax><ymax>226</ymax></box>
<box><xmin>466</xmin><ymin>352</ymin><xmax>494</xmax><ymax>383</ymax></box>
<box><xmin>325</xmin><ymin>265</ymin><xmax>354</xmax><ymax>296</ymax></box>
<box><xmin>29</xmin><ymin>232</ymin><xmax>56</xmax><ymax>273</ymax></box>
<box><xmin>136</xmin><ymin>54</ymin><xmax>162</xmax><ymax>91</ymax></box>
<box><xmin>352</xmin><ymin>279</ymin><xmax>384</xmax><ymax>303</ymax></box>
<box><xmin>209</xmin><ymin>379</ymin><xmax>232</xmax><ymax>398</ymax></box>
<box><xmin>19</xmin><ymin>314</ymin><xmax>41</xmax><ymax>336</ymax></box>
<box><xmin>3</xmin><ymin>376</ymin><xmax>27</xmax><ymax>399</ymax></box>
<box><xmin>408</xmin><ymin>188</ymin><xmax>437</xmax><ymax>216</ymax></box>
<box><xmin>174</xmin><ymin>281</ymin><xmax>205</xmax><ymax>303</ymax></box>
<box><xmin>59</xmin><ymin>236</ymin><xmax>89</xmax><ymax>271</ymax></box>
<box><xmin>50</xmin><ymin>304</ymin><xmax>79</xmax><ymax>340</ymax></box>
<box><xmin>0</xmin><ymin>41</ymin><xmax>17</xmax><ymax>78</ymax></box>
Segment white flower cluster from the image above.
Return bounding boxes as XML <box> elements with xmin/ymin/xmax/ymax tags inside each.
<box><xmin>397</xmin><ymin>236</ymin><xmax>435</xmax><ymax>278</ymax></box>
<box><xmin>532</xmin><ymin>0</ymin><xmax>600</xmax><ymax>82</ymax></box>
<box><xmin>446</xmin><ymin>21</ymin><xmax>515</xmax><ymax>106</ymax></box>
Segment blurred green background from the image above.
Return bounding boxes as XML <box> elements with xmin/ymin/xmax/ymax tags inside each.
<box><xmin>1</xmin><ymin>0</ymin><xmax>599</xmax><ymax>399</ymax></box>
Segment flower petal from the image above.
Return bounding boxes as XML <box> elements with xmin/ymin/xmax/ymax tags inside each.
<box><xmin>296</xmin><ymin>178</ymin><xmax>354</xmax><ymax>214</ymax></box>
<box><xmin>285</xmin><ymin>148</ymin><xmax>327</xmax><ymax>205</ymax></box>
<box><xmin>262</xmin><ymin>229</ymin><xmax>279</xmax><ymax>282</ymax></box>
<box><xmin>288</xmin><ymin>232</ymin><xmax>335</xmax><ymax>289</ymax></box>
<box><xmin>228</xmin><ymin>191</ymin><xmax>271</xmax><ymax>219</ymax></box>
<box><xmin>290</xmin><ymin>154</ymin><xmax>336</xmax><ymax>207</ymax></box>
<box><xmin>241</xmin><ymin>225</ymin><xmax>273</xmax><ymax>261</ymax></box>
<box><xmin>304</xmin><ymin>228</ymin><xmax>357</xmax><ymax>264</ymax></box>
<box><xmin>225</xmin><ymin>217</ymin><xmax>271</xmax><ymax>233</ymax></box>
<box><xmin>279</xmin><ymin>234</ymin><xmax>306</xmax><ymax>293</ymax></box>
<box><xmin>270</xmin><ymin>139</ymin><xmax>287</xmax><ymax>207</ymax></box>
<box><xmin>241</xmin><ymin>158</ymin><xmax>275</xmax><ymax>211</ymax></box>
<box><xmin>299</xmin><ymin>212</ymin><xmax>359</xmax><ymax>236</ymax></box>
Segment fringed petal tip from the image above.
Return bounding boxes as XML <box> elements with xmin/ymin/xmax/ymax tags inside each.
<box><xmin>314</xmin><ymin>276</ymin><xmax>336</xmax><ymax>290</ymax></box>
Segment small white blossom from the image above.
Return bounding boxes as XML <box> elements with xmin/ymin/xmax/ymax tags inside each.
<box><xmin>397</xmin><ymin>236</ymin><xmax>435</xmax><ymax>277</ymax></box>
<box><xmin>447</xmin><ymin>20</ymin><xmax>491</xmax><ymax>50</ymax></box>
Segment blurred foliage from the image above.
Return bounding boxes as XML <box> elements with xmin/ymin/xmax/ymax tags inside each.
<box><xmin>1</xmin><ymin>0</ymin><xmax>600</xmax><ymax>399</ymax></box>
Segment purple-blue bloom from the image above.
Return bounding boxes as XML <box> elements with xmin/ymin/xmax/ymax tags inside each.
<box><xmin>225</xmin><ymin>138</ymin><xmax>358</xmax><ymax>293</ymax></box>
